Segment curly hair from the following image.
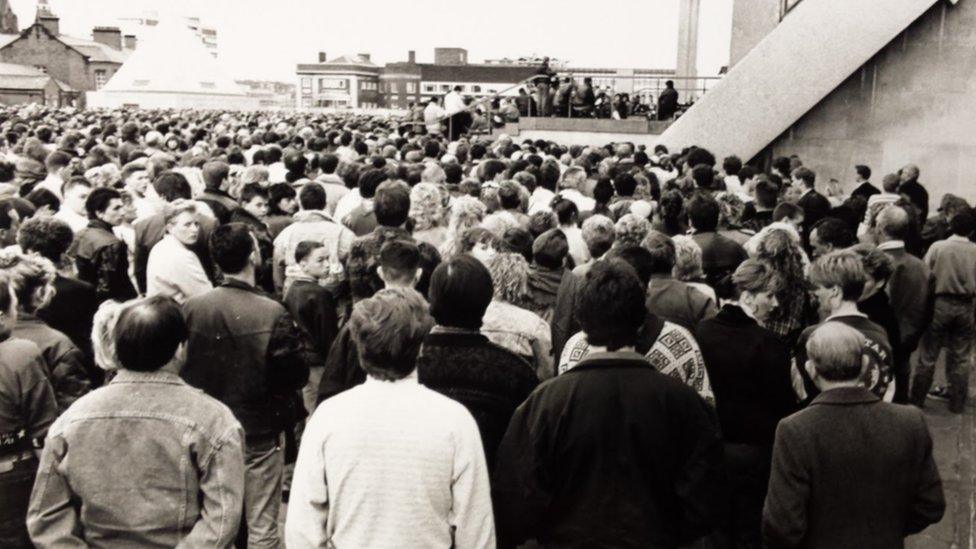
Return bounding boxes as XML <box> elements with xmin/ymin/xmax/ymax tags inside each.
<box><xmin>671</xmin><ymin>235</ymin><xmax>704</xmax><ymax>281</ymax></box>
<box><xmin>0</xmin><ymin>250</ymin><xmax>56</xmax><ymax>313</ymax></box>
<box><xmin>486</xmin><ymin>252</ymin><xmax>531</xmax><ymax>306</ymax></box>
<box><xmin>754</xmin><ymin>227</ymin><xmax>809</xmax><ymax>324</ymax></box>
<box><xmin>17</xmin><ymin>216</ymin><xmax>74</xmax><ymax>264</ymax></box>
<box><xmin>438</xmin><ymin>196</ymin><xmax>486</xmax><ymax>260</ymax></box>
<box><xmin>714</xmin><ymin>191</ymin><xmax>746</xmax><ymax>230</ymax></box>
<box><xmin>614</xmin><ymin>213</ymin><xmax>651</xmax><ymax>247</ymax></box>
<box><xmin>408</xmin><ymin>183</ymin><xmax>444</xmax><ymax>232</ymax></box>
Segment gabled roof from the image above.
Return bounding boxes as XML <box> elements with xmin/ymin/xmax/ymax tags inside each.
<box><xmin>60</xmin><ymin>35</ymin><xmax>128</xmax><ymax>64</ymax></box>
<box><xmin>324</xmin><ymin>54</ymin><xmax>378</xmax><ymax>67</ymax></box>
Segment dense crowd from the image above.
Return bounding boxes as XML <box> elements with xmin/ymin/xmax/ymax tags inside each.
<box><xmin>0</xmin><ymin>103</ymin><xmax>965</xmax><ymax>548</ymax></box>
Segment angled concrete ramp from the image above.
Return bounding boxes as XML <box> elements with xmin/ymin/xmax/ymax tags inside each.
<box><xmin>657</xmin><ymin>0</ymin><xmax>943</xmax><ymax>161</ymax></box>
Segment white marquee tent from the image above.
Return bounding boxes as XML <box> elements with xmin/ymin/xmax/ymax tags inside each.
<box><xmin>87</xmin><ymin>18</ymin><xmax>258</xmax><ymax>110</ymax></box>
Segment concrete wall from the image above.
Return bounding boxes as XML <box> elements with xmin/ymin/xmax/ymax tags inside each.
<box><xmin>770</xmin><ymin>1</ymin><xmax>976</xmax><ymax>204</ymax></box>
<box><xmin>0</xmin><ymin>89</ymin><xmax>42</xmax><ymax>105</ymax></box>
<box><xmin>729</xmin><ymin>0</ymin><xmax>781</xmax><ymax>67</ymax></box>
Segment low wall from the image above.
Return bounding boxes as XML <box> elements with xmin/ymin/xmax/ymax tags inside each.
<box><xmin>499</xmin><ymin>117</ymin><xmax>671</xmax><ymax>147</ymax></box>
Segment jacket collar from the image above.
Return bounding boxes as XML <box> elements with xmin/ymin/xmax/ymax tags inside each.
<box><xmin>111</xmin><ymin>369</ymin><xmax>185</xmax><ymax>385</ymax></box>
<box><xmin>716</xmin><ymin>304</ymin><xmax>758</xmax><ymax>326</ymax></box>
<box><xmin>424</xmin><ymin>328</ymin><xmax>490</xmax><ymax>348</ymax></box>
<box><xmin>571</xmin><ymin>351</ymin><xmax>650</xmax><ymax>372</ymax></box>
<box><xmin>810</xmin><ymin>386</ymin><xmax>879</xmax><ymax>406</ymax></box>
<box><xmin>220</xmin><ymin>278</ymin><xmax>263</xmax><ymax>295</ymax></box>
<box><xmin>87</xmin><ymin>218</ymin><xmax>114</xmax><ymax>232</ymax></box>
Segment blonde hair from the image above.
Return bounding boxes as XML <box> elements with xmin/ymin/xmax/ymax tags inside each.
<box><xmin>0</xmin><ymin>250</ymin><xmax>55</xmax><ymax>313</ymax></box>
<box><xmin>487</xmin><ymin>252</ymin><xmax>531</xmax><ymax>305</ymax></box>
<box><xmin>671</xmin><ymin>235</ymin><xmax>704</xmax><ymax>281</ymax></box>
<box><xmin>162</xmin><ymin>199</ymin><xmax>197</xmax><ymax>225</ymax></box>
<box><xmin>409</xmin><ymin>183</ymin><xmax>444</xmax><ymax>231</ymax></box>
<box><xmin>91</xmin><ymin>299</ymin><xmax>135</xmax><ymax>371</ymax></box>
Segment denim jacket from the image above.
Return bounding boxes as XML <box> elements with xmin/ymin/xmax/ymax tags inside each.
<box><xmin>27</xmin><ymin>369</ymin><xmax>245</xmax><ymax>548</ymax></box>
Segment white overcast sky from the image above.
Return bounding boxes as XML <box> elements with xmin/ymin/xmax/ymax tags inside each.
<box><xmin>11</xmin><ymin>0</ymin><xmax>733</xmax><ymax>81</ymax></box>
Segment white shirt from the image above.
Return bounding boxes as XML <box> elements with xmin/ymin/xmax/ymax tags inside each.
<box><xmin>444</xmin><ymin>91</ymin><xmax>466</xmax><ymax>115</ymax></box>
<box><xmin>424</xmin><ymin>103</ymin><xmax>446</xmax><ymax>133</ymax></box>
<box><xmin>557</xmin><ymin>188</ymin><xmax>596</xmax><ymax>213</ymax></box>
<box><xmin>146</xmin><ymin>235</ymin><xmax>213</xmax><ymax>304</ymax></box>
<box><xmin>36</xmin><ymin>173</ymin><xmax>63</xmax><ymax>199</ymax></box>
<box><xmin>332</xmin><ymin>187</ymin><xmax>362</xmax><ymax>226</ymax></box>
<box><xmin>562</xmin><ymin>225</ymin><xmax>591</xmax><ymax>267</ymax></box>
<box><xmin>54</xmin><ymin>207</ymin><xmax>89</xmax><ymax>234</ymax></box>
<box><xmin>528</xmin><ymin>187</ymin><xmax>555</xmax><ymax>215</ymax></box>
<box><xmin>286</xmin><ymin>371</ymin><xmax>495</xmax><ymax>549</ymax></box>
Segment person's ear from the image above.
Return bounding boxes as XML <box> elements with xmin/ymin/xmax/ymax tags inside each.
<box><xmin>413</xmin><ymin>267</ymin><xmax>423</xmax><ymax>286</ymax></box>
<box><xmin>805</xmin><ymin>360</ymin><xmax>818</xmax><ymax>384</ymax></box>
<box><xmin>376</xmin><ymin>266</ymin><xmax>387</xmax><ymax>283</ymax></box>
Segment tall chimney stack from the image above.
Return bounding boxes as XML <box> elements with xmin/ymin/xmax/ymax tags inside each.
<box><xmin>408</xmin><ymin>50</ymin><xmax>416</xmax><ymax>63</ymax></box>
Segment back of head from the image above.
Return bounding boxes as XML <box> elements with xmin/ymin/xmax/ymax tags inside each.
<box><xmin>17</xmin><ymin>216</ymin><xmax>73</xmax><ymax>263</ymax></box>
<box><xmin>379</xmin><ymin>239</ymin><xmax>421</xmax><ymax>284</ymax></box>
<box><xmin>581</xmin><ymin>214</ymin><xmax>615</xmax><ymax>258</ymax></box>
<box><xmin>793</xmin><ymin>166</ymin><xmax>816</xmax><ymax>188</ymax></box>
<box><xmin>576</xmin><ymin>259</ymin><xmax>647</xmax><ymax>350</ymax></box>
<box><xmin>881</xmin><ymin>173</ymin><xmax>900</xmax><ymax>193</ymax></box>
<box><xmin>692</xmin><ymin>164</ymin><xmax>715</xmax><ymax>190</ymax></box>
<box><xmin>641</xmin><ymin>230</ymin><xmax>676</xmax><ymax>274</ymax></box>
<box><xmin>428</xmin><ymin>255</ymin><xmax>493</xmax><ymax>330</ymax></box>
<box><xmin>358</xmin><ymin>168</ymin><xmax>387</xmax><ymax>199</ymax></box>
<box><xmin>772</xmin><ymin>201</ymin><xmax>802</xmax><ymax>223</ymax></box>
<box><xmin>806</xmin><ymin>321</ymin><xmax>865</xmax><ymax>382</ymax></box>
<box><xmin>688</xmin><ymin>194</ymin><xmax>720</xmax><ymax>232</ymax></box>
<box><xmin>532</xmin><ymin>228</ymin><xmax>569</xmax><ymax>270</ymax></box>
<box><xmin>723</xmin><ymin>156</ymin><xmax>742</xmax><ymax>176</ymax></box>
<box><xmin>114</xmin><ymin>296</ymin><xmax>187</xmax><ymax>372</ymax></box>
<box><xmin>876</xmin><ymin>204</ymin><xmax>910</xmax><ymax>241</ymax></box>
<box><xmin>486</xmin><ymin>252</ymin><xmax>531</xmax><ymax>304</ymax></box>
<box><xmin>808</xmin><ymin>249</ymin><xmax>866</xmax><ymax>301</ymax></box>
<box><xmin>950</xmin><ymin>208</ymin><xmax>976</xmax><ymax>237</ymax></box>
<box><xmin>374</xmin><ymin>181</ymin><xmax>411</xmax><ymax>227</ymax></box>
<box><xmin>812</xmin><ymin>217</ymin><xmax>855</xmax><ymax>249</ymax></box>
<box><xmin>605</xmin><ymin>244</ymin><xmax>655</xmax><ymax>288</ymax></box>
<box><xmin>151</xmin><ymin>172</ymin><xmax>191</xmax><ymax>203</ymax></box>
<box><xmin>209</xmin><ymin>223</ymin><xmax>255</xmax><ymax>275</ymax></box>
<box><xmin>347</xmin><ymin>287</ymin><xmax>433</xmax><ymax>381</ymax></box>
<box><xmin>614</xmin><ymin>172</ymin><xmax>637</xmax><ymax>197</ymax></box>
<box><xmin>731</xmin><ymin>258</ymin><xmax>776</xmax><ymax>297</ymax></box>
<box><xmin>755</xmin><ymin>180</ymin><xmax>779</xmax><ymax>209</ymax></box>
<box><xmin>202</xmin><ymin>161</ymin><xmax>229</xmax><ymax>191</ymax></box>
<box><xmin>855</xmin><ymin>164</ymin><xmax>871</xmax><ymax>181</ymax></box>
<box><xmin>298</xmin><ymin>181</ymin><xmax>327</xmax><ymax>211</ymax></box>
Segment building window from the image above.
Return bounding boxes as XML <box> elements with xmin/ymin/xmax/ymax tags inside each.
<box><xmin>406</xmin><ymin>82</ymin><xmax>417</xmax><ymax>93</ymax></box>
<box><xmin>390</xmin><ymin>95</ymin><xmax>399</xmax><ymax>103</ymax></box>
<box><xmin>360</xmin><ymin>81</ymin><xmax>377</xmax><ymax>91</ymax></box>
<box><xmin>423</xmin><ymin>84</ymin><xmax>435</xmax><ymax>93</ymax></box>
<box><xmin>94</xmin><ymin>69</ymin><xmax>107</xmax><ymax>90</ymax></box>
<box><xmin>440</xmin><ymin>84</ymin><xmax>450</xmax><ymax>92</ymax></box>
<box><xmin>472</xmin><ymin>85</ymin><xmax>481</xmax><ymax>93</ymax></box>
<box><xmin>301</xmin><ymin>77</ymin><xmax>312</xmax><ymax>92</ymax></box>
<box><xmin>319</xmin><ymin>78</ymin><xmax>346</xmax><ymax>91</ymax></box>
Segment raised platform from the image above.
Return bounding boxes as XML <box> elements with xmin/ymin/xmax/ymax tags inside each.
<box><xmin>499</xmin><ymin>117</ymin><xmax>672</xmax><ymax>147</ymax></box>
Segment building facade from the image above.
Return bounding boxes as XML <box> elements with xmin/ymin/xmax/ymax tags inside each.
<box><xmin>0</xmin><ymin>5</ymin><xmax>127</xmax><ymax>97</ymax></box>
<box><xmin>296</xmin><ymin>47</ymin><xmax>673</xmax><ymax>111</ymax></box>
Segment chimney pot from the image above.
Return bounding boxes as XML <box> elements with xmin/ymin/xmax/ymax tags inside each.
<box><xmin>318</xmin><ymin>51</ymin><xmax>327</xmax><ymax>63</ymax></box>
<box><xmin>408</xmin><ymin>50</ymin><xmax>416</xmax><ymax>63</ymax></box>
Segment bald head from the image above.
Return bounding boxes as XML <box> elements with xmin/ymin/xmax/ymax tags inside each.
<box><xmin>806</xmin><ymin>321</ymin><xmax>865</xmax><ymax>382</ymax></box>
<box><xmin>900</xmin><ymin>164</ymin><xmax>919</xmax><ymax>182</ymax></box>
<box><xmin>876</xmin><ymin>205</ymin><xmax>910</xmax><ymax>242</ymax></box>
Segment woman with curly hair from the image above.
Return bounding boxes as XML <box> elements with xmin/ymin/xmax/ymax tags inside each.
<box><xmin>482</xmin><ymin>252</ymin><xmax>553</xmax><ymax>379</ymax></box>
<box><xmin>753</xmin><ymin>228</ymin><xmax>814</xmax><ymax>342</ymax></box>
<box><xmin>614</xmin><ymin>213</ymin><xmax>652</xmax><ymax>248</ymax></box>
<box><xmin>409</xmin><ymin>183</ymin><xmax>447</xmax><ymax>248</ymax></box>
<box><xmin>438</xmin><ymin>195</ymin><xmax>486</xmax><ymax>260</ymax></box>
<box><xmin>1</xmin><ymin>251</ymin><xmax>90</xmax><ymax>411</ymax></box>
<box><xmin>715</xmin><ymin>191</ymin><xmax>754</xmax><ymax>246</ymax></box>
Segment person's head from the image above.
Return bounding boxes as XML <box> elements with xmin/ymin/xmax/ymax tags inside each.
<box><xmin>268</xmin><ymin>183</ymin><xmax>298</xmax><ymax>216</ymax></box>
<box><xmin>772</xmin><ymin>201</ymin><xmax>804</xmax><ymax>231</ymax></box>
<box><xmin>114</xmin><ymin>296</ymin><xmax>187</xmax><ymax>372</ymax></box>
<box><xmin>62</xmin><ymin>177</ymin><xmax>92</xmax><ymax>215</ymax></box>
<box><xmin>552</xmin><ymin>197</ymin><xmax>579</xmax><ymax>227</ymax></box>
<box><xmin>91</xmin><ymin>299</ymin><xmax>132</xmax><ymax>371</ymax></box>
<box><xmin>581</xmin><ymin>214</ymin><xmax>615</xmax><ymax>259</ymax></box>
<box><xmin>377</xmin><ymin>239</ymin><xmax>423</xmax><ymax>288</ymax></box>
<box><xmin>294</xmin><ymin>240</ymin><xmax>329</xmax><ymax>280</ymax></box>
<box><xmin>373</xmin><ymin>180</ymin><xmax>410</xmax><ymax>228</ymax></box>
<box><xmin>428</xmin><ymin>255</ymin><xmax>493</xmax><ymax>330</ymax></box>
<box><xmin>162</xmin><ymin>199</ymin><xmax>200</xmax><ymax>247</ymax></box>
<box><xmin>715</xmin><ymin>191</ymin><xmax>746</xmax><ymax>230</ymax></box>
<box><xmin>691</xmin><ymin>164</ymin><xmax>715</xmax><ymax>191</ymax></box>
<box><xmin>641</xmin><ymin>230</ymin><xmax>676</xmax><ymax>275</ymax></box>
<box><xmin>671</xmin><ymin>235</ymin><xmax>704</xmax><ymax>282</ymax></box>
<box><xmin>899</xmin><ymin>163</ymin><xmax>919</xmax><ymax>183</ymax></box>
<box><xmin>532</xmin><ymin>228</ymin><xmax>569</xmax><ymax>270</ymax></box>
<box><xmin>0</xmin><ymin>251</ymin><xmax>55</xmax><ymax>313</ymax></box>
<box><xmin>17</xmin><ymin>216</ymin><xmax>72</xmax><ymax>265</ymax></box>
<box><xmin>792</xmin><ymin>166</ymin><xmax>816</xmax><ymax>190</ymax></box>
<box><xmin>209</xmin><ymin>223</ymin><xmax>258</xmax><ymax>277</ymax></box>
<box><xmin>348</xmin><ymin>287</ymin><xmax>433</xmax><ymax>381</ymax></box>
<box><xmin>614</xmin><ymin>213</ymin><xmax>651</xmax><ymax>247</ymax></box>
<box><xmin>855</xmin><ymin>164</ymin><xmax>871</xmax><ymax>182</ymax></box>
<box><xmin>298</xmin><ymin>181</ymin><xmax>327</xmax><ymax>211</ymax></box>
<box><xmin>810</xmin><ymin>217</ymin><xmax>855</xmax><ymax>258</ymax></box>
<box><xmin>576</xmin><ymin>259</ymin><xmax>646</xmax><ymax>351</ymax></box>
<box><xmin>731</xmin><ymin>259</ymin><xmax>780</xmax><ymax>322</ymax></box>
<box><xmin>875</xmin><ymin>204</ymin><xmax>910</xmax><ymax>242</ymax></box>
<box><xmin>152</xmin><ymin>171</ymin><xmax>192</xmax><ymax>203</ymax></box>
<box><xmin>687</xmin><ymin>194</ymin><xmax>720</xmax><ymax>232</ymax></box>
<box><xmin>949</xmin><ymin>208</ymin><xmax>976</xmax><ymax>238</ymax></box>
<box><xmin>665</xmin><ymin>80</ymin><xmax>674</xmax><ymax>89</ymax></box>
<box><xmin>560</xmin><ymin>166</ymin><xmax>587</xmax><ymax>192</ymax></box>
<box><xmin>25</xmin><ymin>187</ymin><xmax>60</xmax><ymax>217</ymax></box>
<box><xmin>808</xmin><ymin>249</ymin><xmax>866</xmax><ymax>318</ymax></box>
<box><xmin>202</xmin><ymin>160</ymin><xmax>230</xmax><ymax>191</ymax></box>
<box><xmin>850</xmin><ymin>243</ymin><xmax>892</xmax><ymax>299</ymax></box>
<box><xmin>358</xmin><ymin>168</ymin><xmax>387</xmax><ymax>200</ymax></box>
<box><xmin>497</xmin><ymin>180</ymin><xmax>522</xmax><ymax>211</ymax></box>
<box><xmin>754</xmin><ymin>179</ymin><xmax>779</xmax><ymax>209</ymax></box>
<box><xmin>804</xmin><ymin>321</ymin><xmax>866</xmax><ymax>385</ymax></box>
<box><xmin>85</xmin><ymin>187</ymin><xmax>125</xmax><ymax>226</ymax></box>
<box><xmin>409</xmin><ymin>182</ymin><xmax>443</xmax><ymax>232</ymax></box>
<box><xmin>723</xmin><ymin>155</ymin><xmax>742</xmax><ymax>177</ymax></box>
<box><xmin>614</xmin><ymin>172</ymin><xmax>637</xmax><ymax>198</ymax></box>
<box><xmin>239</xmin><ymin>183</ymin><xmax>269</xmax><ymax>220</ymax></box>
<box><xmin>486</xmin><ymin>252</ymin><xmax>531</xmax><ymax>306</ymax></box>
<box><xmin>881</xmin><ymin>173</ymin><xmax>900</xmax><ymax>193</ymax></box>
<box><xmin>122</xmin><ymin>163</ymin><xmax>151</xmax><ymax>196</ymax></box>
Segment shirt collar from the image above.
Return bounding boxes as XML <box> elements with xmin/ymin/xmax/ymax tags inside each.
<box><xmin>948</xmin><ymin>235</ymin><xmax>971</xmax><ymax>243</ymax></box>
<box><xmin>811</xmin><ymin>385</ymin><xmax>879</xmax><ymax>406</ymax></box>
<box><xmin>111</xmin><ymin>369</ymin><xmax>185</xmax><ymax>385</ymax></box>
<box><xmin>825</xmin><ymin>311</ymin><xmax>868</xmax><ymax>322</ymax></box>
<box><xmin>877</xmin><ymin>240</ymin><xmax>904</xmax><ymax>251</ymax></box>
<box><xmin>364</xmin><ymin>369</ymin><xmax>419</xmax><ymax>387</ymax></box>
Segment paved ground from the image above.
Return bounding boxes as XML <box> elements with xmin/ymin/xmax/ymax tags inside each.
<box><xmin>907</xmin><ymin>396</ymin><xmax>975</xmax><ymax>549</ymax></box>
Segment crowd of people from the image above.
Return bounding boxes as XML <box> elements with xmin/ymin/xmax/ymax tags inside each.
<box><xmin>0</xmin><ymin>102</ymin><xmax>964</xmax><ymax>548</ymax></box>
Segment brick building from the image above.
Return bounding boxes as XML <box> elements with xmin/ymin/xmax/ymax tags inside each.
<box><xmin>0</xmin><ymin>3</ymin><xmax>127</xmax><ymax>102</ymax></box>
<box><xmin>296</xmin><ymin>53</ymin><xmax>381</xmax><ymax>109</ymax></box>
<box><xmin>0</xmin><ymin>61</ymin><xmax>71</xmax><ymax>106</ymax></box>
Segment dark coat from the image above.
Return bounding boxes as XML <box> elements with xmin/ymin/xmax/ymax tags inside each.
<box><xmin>692</xmin><ymin>232</ymin><xmax>748</xmax><ymax>297</ymax></box>
<box><xmin>37</xmin><ymin>275</ymin><xmax>96</xmax><ymax>366</ymax></box>
<box><xmin>762</xmin><ymin>387</ymin><xmax>944</xmax><ymax>548</ymax></box>
<box><xmin>198</xmin><ymin>189</ymin><xmax>239</xmax><ymax>225</ymax></box>
<box><xmin>850</xmin><ymin>182</ymin><xmax>881</xmax><ymax>201</ymax></box>
<box><xmin>69</xmin><ymin>219</ymin><xmax>137</xmax><ymax>305</ymax></box>
<box><xmin>657</xmin><ymin>87</ymin><xmax>679</xmax><ymax>120</ymax></box>
<box><xmin>181</xmin><ymin>280</ymin><xmax>310</xmax><ymax>436</ymax></box>
<box><xmin>416</xmin><ymin>331</ymin><xmax>538</xmax><ymax>468</ymax></box>
<box><xmin>283</xmin><ymin>279</ymin><xmax>338</xmax><ymax>368</ymax></box>
<box><xmin>898</xmin><ymin>179</ymin><xmax>929</xmax><ymax>225</ymax></box>
<box><xmin>492</xmin><ymin>352</ymin><xmax>723</xmax><ymax>548</ymax></box>
<box><xmin>315</xmin><ymin>324</ymin><xmax>362</xmax><ymax>406</ymax></box>
<box><xmin>695</xmin><ymin>305</ymin><xmax>798</xmax><ymax>445</ymax></box>
<box><xmin>883</xmin><ymin>246</ymin><xmax>930</xmax><ymax>349</ymax></box>
<box><xmin>798</xmin><ymin>189</ymin><xmax>832</xmax><ymax>244</ymax></box>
